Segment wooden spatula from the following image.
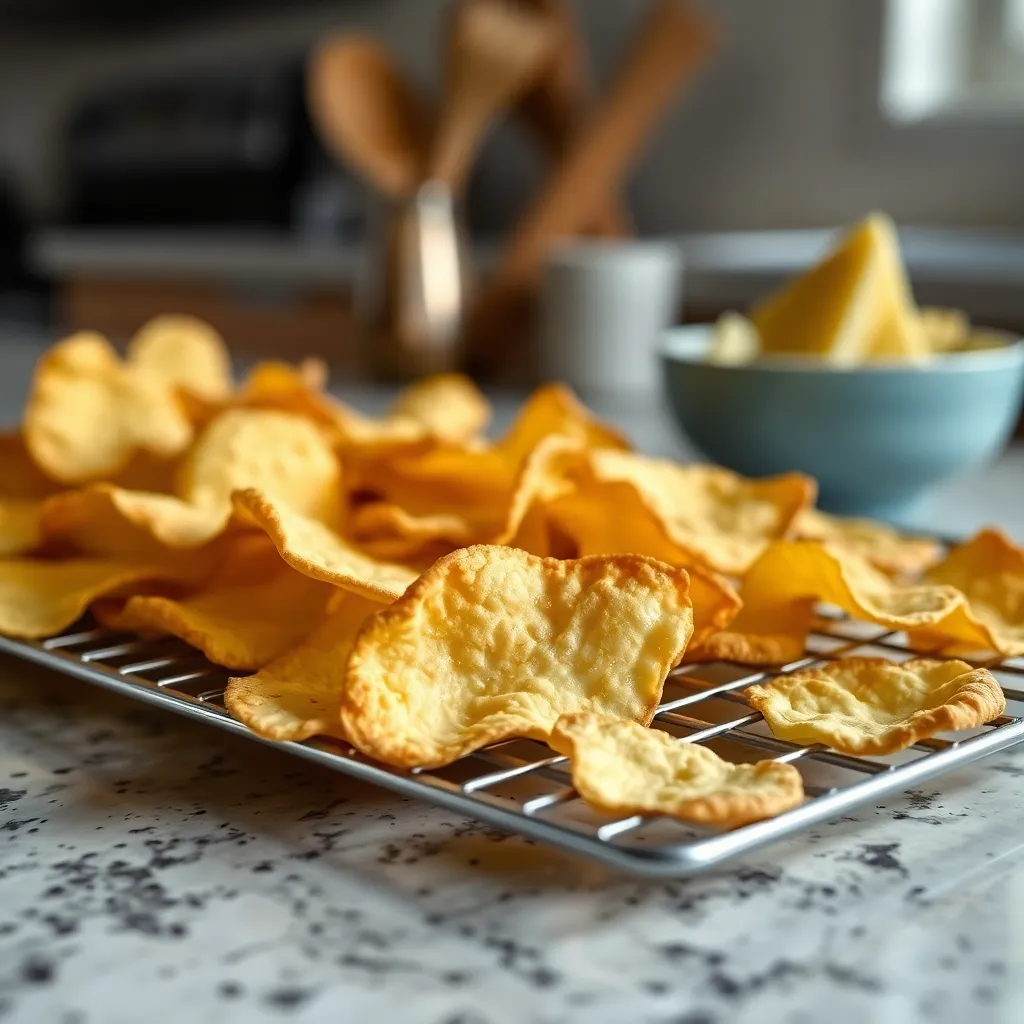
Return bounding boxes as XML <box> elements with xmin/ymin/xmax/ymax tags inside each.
<box><xmin>429</xmin><ymin>0</ymin><xmax>561</xmax><ymax>192</ymax></box>
<box><xmin>512</xmin><ymin>0</ymin><xmax>632</xmax><ymax>237</ymax></box>
<box><xmin>470</xmin><ymin>0</ymin><xmax>716</xmax><ymax>371</ymax></box>
<box><xmin>306</xmin><ymin>35</ymin><xmax>431</xmax><ymax>200</ymax></box>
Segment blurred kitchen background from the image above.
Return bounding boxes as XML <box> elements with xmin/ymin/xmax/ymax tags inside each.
<box><xmin>1</xmin><ymin>0</ymin><xmax>1024</xmax><ymax>388</ymax></box>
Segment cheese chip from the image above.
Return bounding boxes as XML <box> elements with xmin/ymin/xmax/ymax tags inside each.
<box><xmin>687</xmin><ymin>540</ymin><xmax>966</xmax><ymax>666</ymax></box>
<box><xmin>179</xmin><ymin>408</ymin><xmax>341</xmax><ymax>526</ymax></box>
<box><xmin>232</xmin><ymin>488</ymin><xmax>417</xmax><ymax>601</ymax></box>
<box><xmin>550</xmin><ymin>713</ymin><xmax>805</xmax><ymax>827</ymax></box>
<box><xmin>102</xmin><ymin>564</ymin><xmax>332</xmax><ymax>671</ymax></box>
<box><xmin>341</xmin><ymin>546</ymin><xmax>694</xmax><ymax>768</ymax></box>
<box><xmin>24</xmin><ymin>333</ymin><xmax>194</xmax><ymax>483</ymax></box>
<box><xmin>388</xmin><ymin>373</ymin><xmax>490</xmax><ymax>442</ymax></box>
<box><xmin>225</xmin><ymin>593</ymin><xmax>382</xmax><ymax>742</ymax></box>
<box><xmin>919</xmin><ymin>307</ymin><xmax>970</xmax><ymax>354</ymax></box>
<box><xmin>795</xmin><ymin>508</ymin><xmax>941</xmax><ymax>578</ymax></box>
<box><xmin>708</xmin><ymin>311</ymin><xmax>761</xmax><ymax>366</ymax></box>
<box><xmin>747</xmin><ymin>657</ymin><xmax>1005</xmax><ymax>755</ymax></box>
<box><xmin>126</xmin><ymin>315</ymin><xmax>233</xmax><ymax>403</ymax></box>
<box><xmin>0</xmin><ymin>558</ymin><xmax>192</xmax><ymax>638</ymax></box>
<box><xmin>907</xmin><ymin>529</ymin><xmax>1024</xmax><ymax>656</ymax></box>
<box><xmin>586</xmin><ymin>452</ymin><xmax>815</xmax><ymax>575</ymax></box>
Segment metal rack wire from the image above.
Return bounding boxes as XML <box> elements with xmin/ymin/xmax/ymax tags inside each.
<box><xmin>1</xmin><ymin>615</ymin><xmax>1022</xmax><ymax>878</ymax></box>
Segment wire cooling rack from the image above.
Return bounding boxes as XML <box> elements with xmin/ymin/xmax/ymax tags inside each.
<box><xmin>1</xmin><ymin>616</ymin><xmax>1023</xmax><ymax>879</ymax></box>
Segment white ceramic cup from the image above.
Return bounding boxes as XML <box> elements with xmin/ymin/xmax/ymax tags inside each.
<box><xmin>538</xmin><ymin>239</ymin><xmax>683</xmax><ymax>395</ymax></box>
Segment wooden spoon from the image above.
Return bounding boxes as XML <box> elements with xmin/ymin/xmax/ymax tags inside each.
<box><xmin>512</xmin><ymin>0</ymin><xmax>632</xmax><ymax>237</ymax></box>
<box><xmin>471</xmin><ymin>0</ymin><xmax>716</xmax><ymax>368</ymax></box>
<box><xmin>306</xmin><ymin>35</ymin><xmax>431</xmax><ymax>199</ymax></box>
<box><xmin>428</xmin><ymin>0</ymin><xmax>561</xmax><ymax>193</ymax></box>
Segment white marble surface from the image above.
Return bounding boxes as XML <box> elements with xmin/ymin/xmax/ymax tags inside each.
<box><xmin>0</xmin><ymin>322</ymin><xmax>1022</xmax><ymax>1023</ymax></box>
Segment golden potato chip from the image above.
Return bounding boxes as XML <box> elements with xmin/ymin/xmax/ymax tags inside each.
<box><xmin>586</xmin><ymin>453</ymin><xmax>815</xmax><ymax>575</ymax></box>
<box><xmin>41</xmin><ymin>485</ymin><xmax>229</xmax><ymax>559</ymax></box>
<box><xmin>225</xmin><ymin>592</ymin><xmax>382</xmax><ymax>742</ymax></box>
<box><xmin>542</xmin><ymin>479</ymin><xmax>740</xmax><ymax>646</ymax></box>
<box><xmin>125</xmin><ymin>315</ymin><xmax>233</xmax><ymax>402</ymax></box>
<box><xmin>549</xmin><ymin>713</ymin><xmax>805</xmax><ymax>827</ymax></box>
<box><xmin>232</xmin><ymin>488</ymin><xmax>417</xmax><ymax>601</ymax></box>
<box><xmin>343</xmin><ymin>383</ymin><xmax>616</xmax><ymax>518</ymax></box>
<box><xmin>340</xmin><ymin>546</ymin><xmax>694</xmax><ymax>768</ymax></box>
<box><xmin>0</xmin><ymin>499</ymin><xmax>42</xmax><ymax>556</ymax></box>
<box><xmin>24</xmin><ymin>332</ymin><xmax>194</xmax><ymax>484</ymax></box>
<box><xmin>0</xmin><ymin>558</ymin><xmax>192</xmax><ymax>638</ymax></box>
<box><xmin>794</xmin><ymin>508</ymin><xmax>941</xmax><ymax>578</ymax></box>
<box><xmin>919</xmin><ymin>307</ymin><xmax>970</xmax><ymax>354</ymax></box>
<box><xmin>0</xmin><ymin>432</ymin><xmax>62</xmax><ymax>499</ymax></box>
<box><xmin>497</xmin><ymin>383</ymin><xmax>630</xmax><ymax>467</ymax></box>
<box><xmin>746</xmin><ymin>657</ymin><xmax>1005</xmax><ymax>755</ymax></box>
<box><xmin>102</xmin><ymin>564</ymin><xmax>332</xmax><ymax>670</ymax></box>
<box><xmin>236</xmin><ymin>360</ymin><xmax>348</xmax><ymax>434</ymax></box>
<box><xmin>907</xmin><ymin>529</ymin><xmax>1024</xmax><ymax>656</ymax></box>
<box><xmin>179</xmin><ymin>408</ymin><xmax>341</xmax><ymax>526</ymax></box>
<box><xmin>110</xmin><ymin>451</ymin><xmax>182</xmax><ymax>495</ymax></box>
<box><xmin>388</xmin><ymin>373</ymin><xmax>491</xmax><ymax>442</ymax></box>
<box><xmin>349</xmin><ymin>434</ymin><xmax>582</xmax><ymax>559</ymax></box>
<box><xmin>687</xmin><ymin>540</ymin><xmax>967</xmax><ymax>666</ymax></box>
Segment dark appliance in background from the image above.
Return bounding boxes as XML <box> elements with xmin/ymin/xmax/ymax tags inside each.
<box><xmin>65</xmin><ymin>64</ymin><xmax>315</xmax><ymax>228</ymax></box>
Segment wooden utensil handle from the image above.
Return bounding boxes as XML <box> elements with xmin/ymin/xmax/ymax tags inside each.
<box><xmin>514</xmin><ymin>0</ymin><xmax>631</xmax><ymax>237</ymax></box>
<box><xmin>486</xmin><ymin>1</ymin><xmax>714</xmax><ymax>303</ymax></box>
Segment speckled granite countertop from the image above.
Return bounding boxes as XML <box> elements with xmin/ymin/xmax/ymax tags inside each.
<box><xmin>0</xmin><ymin>324</ymin><xmax>1023</xmax><ymax>1023</ymax></box>
<box><xmin>2</xmin><ymin>660</ymin><xmax>1024</xmax><ymax>1024</ymax></box>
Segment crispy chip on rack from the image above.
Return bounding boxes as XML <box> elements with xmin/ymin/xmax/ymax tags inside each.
<box><xmin>225</xmin><ymin>593</ymin><xmax>382</xmax><ymax>741</ymax></box>
<box><xmin>496</xmin><ymin>383</ymin><xmax>630</xmax><ymax>466</ymax></box>
<box><xmin>340</xmin><ymin>546</ymin><xmax>693</xmax><ymax>769</ymax></box>
<box><xmin>585</xmin><ymin>453</ymin><xmax>815</xmax><ymax>575</ymax></box>
<box><xmin>907</xmin><ymin>528</ymin><xmax>1024</xmax><ymax>656</ymax></box>
<box><xmin>179</xmin><ymin>408</ymin><xmax>341</xmax><ymax>526</ymax></box>
<box><xmin>41</xmin><ymin>485</ymin><xmax>230</xmax><ymax>559</ymax></box>
<box><xmin>349</xmin><ymin>434</ymin><xmax>582</xmax><ymax>558</ymax></box>
<box><xmin>746</xmin><ymin>657</ymin><xmax>1005</xmax><ymax>755</ymax></box>
<box><xmin>102</xmin><ymin>564</ymin><xmax>332</xmax><ymax>671</ymax></box>
<box><xmin>550</xmin><ymin>713</ymin><xmax>805</xmax><ymax>827</ymax></box>
<box><xmin>543</xmin><ymin>477</ymin><xmax>741</xmax><ymax>645</ymax></box>
<box><xmin>233</xmin><ymin>488</ymin><xmax>417</xmax><ymax>601</ymax></box>
<box><xmin>0</xmin><ymin>499</ymin><xmax>41</xmax><ymax>557</ymax></box>
<box><xmin>794</xmin><ymin>508</ymin><xmax>941</xmax><ymax>577</ymax></box>
<box><xmin>387</xmin><ymin>373</ymin><xmax>491</xmax><ymax>442</ymax></box>
<box><xmin>687</xmin><ymin>540</ymin><xmax>967</xmax><ymax>666</ymax></box>
<box><xmin>0</xmin><ymin>432</ymin><xmax>62</xmax><ymax>500</ymax></box>
<box><xmin>24</xmin><ymin>333</ymin><xmax>194</xmax><ymax>483</ymax></box>
<box><xmin>125</xmin><ymin>315</ymin><xmax>233</xmax><ymax>403</ymax></box>
<box><xmin>347</xmin><ymin>383</ymin><xmax>626</xmax><ymax>531</ymax></box>
<box><xmin>0</xmin><ymin>558</ymin><xmax>193</xmax><ymax>638</ymax></box>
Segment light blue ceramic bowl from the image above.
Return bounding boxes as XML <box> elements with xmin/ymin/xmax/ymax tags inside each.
<box><xmin>660</xmin><ymin>325</ymin><xmax>1024</xmax><ymax>522</ymax></box>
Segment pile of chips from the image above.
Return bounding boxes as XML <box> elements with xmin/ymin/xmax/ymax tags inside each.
<box><xmin>2</xmin><ymin>316</ymin><xmax>1021</xmax><ymax>829</ymax></box>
